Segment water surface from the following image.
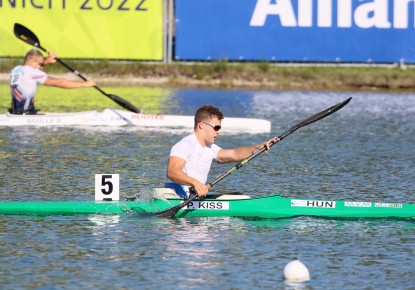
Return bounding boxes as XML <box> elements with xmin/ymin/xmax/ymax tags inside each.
<box><xmin>0</xmin><ymin>90</ymin><xmax>414</xmax><ymax>289</ymax></box>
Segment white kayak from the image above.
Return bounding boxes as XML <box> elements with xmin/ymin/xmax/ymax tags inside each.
<box><xmin>0</xmin><ymin>109</ymin><xmax>271</xmax><ymax>133</ymax></box>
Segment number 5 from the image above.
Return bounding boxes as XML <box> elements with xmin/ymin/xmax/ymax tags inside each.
<box><xmin>95</xmin><ymin>174</ymin><xmax>120</xmax><ymax>201</ymax></box>
<box><xmin>101</xmin><ymin>175</ymin><xmax>113</xmax><ymax>195</ymax></box>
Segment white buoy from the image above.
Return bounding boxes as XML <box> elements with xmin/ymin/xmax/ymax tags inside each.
<box><xmin>283</xmin><ymin>260</ymin><xmax>310</xmax><ymax>282</ymax></box>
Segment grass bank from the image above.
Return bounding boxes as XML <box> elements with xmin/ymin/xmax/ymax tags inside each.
<box><xmin>1</xmin><ymin>58</ymin><xmax>415</xmax><ymax>92</ymax></box>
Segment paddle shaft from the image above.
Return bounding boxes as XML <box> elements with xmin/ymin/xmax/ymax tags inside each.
<box><xmin>157</xmin><ymin>97</ymin><xmax>352</xmax><ymax>218</ymax></box>
<box><xmin>205</xmin><ymin>97</ymin><xmax>352</xmax><ymax>189</ymax></box>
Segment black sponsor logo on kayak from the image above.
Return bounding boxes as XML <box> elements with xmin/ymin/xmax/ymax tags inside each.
<box><xmin>187</xmin><ymin>201</ymin><xmax>229</xmax><ymax>210</ymax></box>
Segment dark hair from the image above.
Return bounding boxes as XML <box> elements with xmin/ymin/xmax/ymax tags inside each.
<box><xmin>194</xmin><ymin>105</ymin><xmax>224</xmax><ymax>129</ymax></box>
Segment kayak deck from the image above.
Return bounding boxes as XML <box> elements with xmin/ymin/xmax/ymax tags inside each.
<box><xmin>0</xmin><ymin>195</ymin><xmax>414</xmax><ymax>220</ymax></box>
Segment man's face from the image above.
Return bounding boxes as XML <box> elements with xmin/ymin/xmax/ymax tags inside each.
<box><xmin>202</xmin><ymin>117</ymin><xmax>222</xmax><ymax>144</ymax></box>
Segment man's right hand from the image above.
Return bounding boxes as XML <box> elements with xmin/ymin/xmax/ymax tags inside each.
<box><xmin>192</xmin><ymin>181</ymin><xmax>209</xmax><ymax>197</ymax></box>
<box><xmin>44</xmin><ymin>51</ymin><xmax>58</xmax><ymax>65</ymax></box>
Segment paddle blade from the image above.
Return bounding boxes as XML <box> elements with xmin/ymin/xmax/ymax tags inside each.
<box><xmin>155</xmin><ymin>204</ymin><xmax>184</xmax><ymax>218</ymax></box>
<box><xmin>107</xmin><ymin>94</ymin><xmax>140</xmax><ymax>113</ymax></box>
<box><xmin>279</xmin><ymin>97</ymin><xmax>352</xmax><ymax>140</ymax></box>
<box><xmin>155</xmin><ymin>195</ymin><xmax>198</xmax><ymax>218</ymax></box>
<box><xmin>14</xmin><ymin>23</ymin><xmax>41</xmax><ymax>48</ymax></box>
<box><xmin>299</xmin><ymin>97</ymin><xmax>352</xmax><ymax>127</ymax></box>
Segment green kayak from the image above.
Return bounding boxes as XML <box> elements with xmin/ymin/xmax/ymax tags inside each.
<box><xmin>0</xmin><ymin>194</ymin><xmax>414</xmax><ymax>219</ymax></box>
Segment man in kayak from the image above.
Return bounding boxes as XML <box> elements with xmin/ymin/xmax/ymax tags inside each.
<box><xmin>9</xmin><ymin>49</ymin><xmax>96</xmax><ymax>115</ymax></box>
<box><xmin>166</xmin><ymin>105</ymin><xmax>278</xmax><ymax>198</ymax></box>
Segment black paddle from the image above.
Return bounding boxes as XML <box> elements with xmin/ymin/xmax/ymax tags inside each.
<box><xmin>13</xmin><ymin>23</ymin><xmax>140</xmax><ymax>114</ymax></box>
<box><xmin>156</xmin><ymin>97</ymin><xmax>352</xmax><ymax>218</ymax></box>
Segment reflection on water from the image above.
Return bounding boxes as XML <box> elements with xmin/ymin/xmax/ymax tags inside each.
<box><xmin>0</xmin><ymin>90</ymin><xmax>414</xmax><ymax>289</ymax></box>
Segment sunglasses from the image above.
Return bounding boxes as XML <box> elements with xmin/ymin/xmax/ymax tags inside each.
<box><xmin>203</xmin><ymin>121</ymin><xmax>221</xmax><ymax>131</ymax></box>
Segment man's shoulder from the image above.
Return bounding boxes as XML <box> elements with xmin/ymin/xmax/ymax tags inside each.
<box><xmin>11</xmin><ymin>65</ymin><xmax>23</xmax><ymax>73</ymax></box>
<box><xmin>12</xmin><ymin>65</ymin><xmax>42</xmax><ymax>74</ymax></box>
<box><xmin>177</xmin><ymin>133</ymin><xmax>196</xmax><ymax>144</ymax></box>
<box><xmin>172</xmin><ymin>134</ymin><xmax>196</xmax><ymax>150</ymax></box>
<box><xmin>23</xmin><ymin>65</ymin><xmax>45</xmax><ymax>74</ymax></box>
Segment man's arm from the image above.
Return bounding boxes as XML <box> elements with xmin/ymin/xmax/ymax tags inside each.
<box><xmin>216</xmin><ymin>137</ymin><xmax>279</xmax><ymax>163</ymax></box>
<box><xmin>44</xmin><ymin>77</ymin><xmax>96</xmax><ymax>89</ymax></box>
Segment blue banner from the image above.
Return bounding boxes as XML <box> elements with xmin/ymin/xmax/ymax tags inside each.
<box><xmin>175</xmin><ymin>0</ymin><xmax>415</xmax><ymax>63</ymax></box>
